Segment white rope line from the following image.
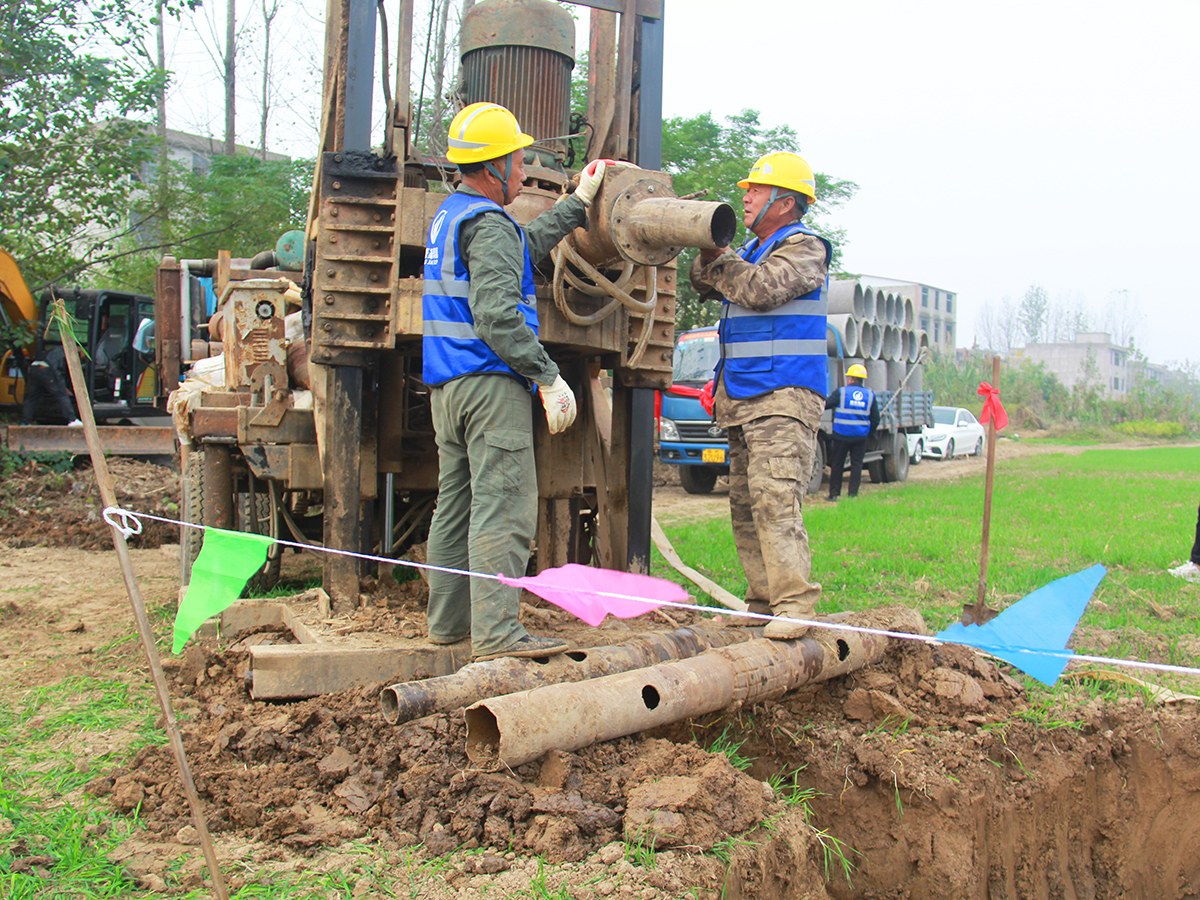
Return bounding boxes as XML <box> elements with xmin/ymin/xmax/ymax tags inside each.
<box><xmin>106</xmin><ymin>506</ymin><xmax>1200</xmax><ymax>681</ymax></box>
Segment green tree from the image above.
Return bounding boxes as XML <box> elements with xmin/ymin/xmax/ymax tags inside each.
<box><xmin>1019</xmin><ymin>283</ymin><xmax>1048</xmax><ymax>345</ymax></box>
<box><xmin>0</xmin><ymin>0</ymin><xmax>195</xmax><ymax>288</ymax></box>
<box><xmin>94</xmin><ymin>154</ymin><xmax>313</xmax><ymax>293</ymax></box>
<box><xmin>661</xmin><ymin>109</ymin><xmax>858</xmax><ymax>331</ymax></box>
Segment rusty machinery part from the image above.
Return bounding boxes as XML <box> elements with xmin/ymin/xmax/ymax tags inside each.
<box><xmin>278</xmin><ymin>490</ymin><xmax>323</xmax><ymax>547</ymax></box>
<box><xmin>248</xmin><ymin>360</ymin><xmax>289</xmax><ymax>428</ymax></box>
<box><xmin>571</xmin><ymin>166</ymin><xmax>737</xmax><ymax>269</ymax></box>
<box><xmin>380</xmin><ymin>624</ymin><xmax>764</xmax><ymax>725</ymax></box>
<box><xmin>219</xmin><ymin>279</ymin><xmax>290</xmax><ymax>390</ymax></box>
<box><xmin>310</xmin><ymin>151</ymin><xmax>399</xmax><ymax>368</ymax></box>
<box><xmin>465</xmin><ymin>608</ymin><xmax>928</xmax><ymax>768</ymax></box>
<box><xmin>549</xmin><ymin>236</ymin><xmax>657</xmax><ymax>323</ymax></box>
<box><xmin>549</xmin><ymin>242</ymin><xmax>659</xmax><ymax>369</ymax></box>
<box><xmin>460</xmin><ymin>0</ymin><xmax>575</xmax><ymax>165</ymax></box>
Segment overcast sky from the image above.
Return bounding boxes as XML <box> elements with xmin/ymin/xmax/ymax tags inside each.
<box><xmin>163</xmin><ymin>0</ymin><xmax>1198</xmax><ymax>367</ymax></box>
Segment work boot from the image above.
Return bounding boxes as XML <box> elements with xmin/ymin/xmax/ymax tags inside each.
<box><xmin>727</xmin><ymin>599</ymin><xmax>771</xmax><ymax>626</ymax></box>
<box><xmin>826</xmin><ymin>493</ymin><xmax>838</xmax><ymax>502</ymax></box>
<box><xmin>473</xmin><ymin>634</ymin><xmax>569</xmax><ymax>662</ymax></box>
<box><xmin>763</xmin><ymin>601</ymin><xmax>815</xmax><ymax>641</ymax></box>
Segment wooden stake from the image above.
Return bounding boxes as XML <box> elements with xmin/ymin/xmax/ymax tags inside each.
<box><xmin>965</xmin><ymin>355</ymin><xmax>1002</xmax><ymax>626</ymax></box>
<box><xmin>53</xmin><ymin>299</ymin><xmax>230</xmax><ymax>900</ymax></box>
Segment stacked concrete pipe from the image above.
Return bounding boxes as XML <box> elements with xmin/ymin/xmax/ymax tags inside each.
<box><xmin>864</xmin><ymin>358</ymin><xmax>888</xmax><ymax>391</ymax></box>
<box><xmin>864</xmin><ymin>286</ymin><xmax>883</xmax><ymax>326</ymax></box>
<box><xmin>828</xmin><ymin>279</ymin><xmax>865</xmax><ymax>319</ymax></box>
<box><xmin>827</xmin><ymin>314</ymin><xmax>860</xmax><ymax>358</ymax></box>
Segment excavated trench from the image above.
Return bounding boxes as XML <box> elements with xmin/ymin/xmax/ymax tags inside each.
<box><xmin>717</xmin><ymin>669</ymin><xmax>1200</xmax><ymax>899</ymax></box>
<box><xmin>85</xmin><ymin>618</ymin><xmax>1200</xmax><ymax>900</ymax></box>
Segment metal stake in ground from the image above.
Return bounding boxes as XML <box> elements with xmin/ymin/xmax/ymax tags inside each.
<box><xmin>963</xmin><ymin>355</ymin><xmax>1002</xmax><ymax>626</ymax></box>
<box><xmin>53</xmin><ymin>298</ymin><xmax>231</xmax><ymax>900</ymax></box>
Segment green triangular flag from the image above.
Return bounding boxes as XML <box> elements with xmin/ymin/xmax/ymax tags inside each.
<box><xmin>174</xmin><ymin>527</ymin><xmax>272</xmax><ymax>654</ymax></box>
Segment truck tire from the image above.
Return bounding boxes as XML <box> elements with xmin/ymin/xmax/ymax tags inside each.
<box><xmin>680</xmin><ymin>465</ymin><xmax>719</xmax><ymax>495</ymax></box>
<box><xmin>806</xmin><ymin>437</ymin><xmax>825</xmax><ymax>495</ymax></box>
<box><xmin>183</xmin><ymin>444</ymin><xmax>234</xmax><ymax>584</ymax></box>
<box><xmin>867</xmin><ymin>459</ymin><xmax>886</xmax><ymax>484</ymax></box>
<box><xmin>883</xmin><ymin>431</ymin><xmax>909</xmax><ymax>482</ymax></box>
<box><xmin>239</xmin><ymin>486</ymin><xmax>282</xmax><ymax>594</ymax></box>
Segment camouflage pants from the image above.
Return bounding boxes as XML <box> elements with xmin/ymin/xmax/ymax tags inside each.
<box><xmin>727</xmin><ymin>414</ymin><xmax>822</xmax><ymax>614</ymax></box>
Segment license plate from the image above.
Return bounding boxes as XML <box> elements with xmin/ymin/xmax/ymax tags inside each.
<box><xmin>701</xmin><ymin>449</ymin><xmax>726</xmax><ymax>464</ymax></box>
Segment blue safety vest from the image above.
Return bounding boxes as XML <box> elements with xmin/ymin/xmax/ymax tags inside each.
<box><xmin>715</xmin><ymin>221</ymin><xmax>832</xmax><ymax>400</ymax></box>
<box><xmin>832</xmin><ymin>384</ymin><xmax>874</xmax><ymax>438</ymax></box>
<box><xmin>422</xmin><ymin>191</ymin><xmax>539</xmax><ymax>387</ymax></box>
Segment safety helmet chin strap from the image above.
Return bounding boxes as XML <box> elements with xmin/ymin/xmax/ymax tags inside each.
<box><xmin>484</xmin><ymin>153</ymin><xmax>514</xmax><ymax>204</ymax></box>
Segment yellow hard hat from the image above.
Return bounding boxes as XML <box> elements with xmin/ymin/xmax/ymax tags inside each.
<box><xmin>738</xmin><ymin>151</ymin><xmax>817</xmax><ymax>202</ymax></box>
<box><xmin>846</xmin><ymin>364</ymin><xmax>868</xmax><ymax>379</ymax></box>
<box><xmin>446</xmin><ymin>102</ymin><xmax>535</xmax><ymax>165</ymax></box>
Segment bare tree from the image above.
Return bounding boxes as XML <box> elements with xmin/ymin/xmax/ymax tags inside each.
<box><xmin>259</xmin><ymin>0</ymin><xmax>280</xmax><ymax>159</ymax></box>
<box><xmin>1102</xmin><ymin>289</ymin><xmax>1143</xmax><ymax>350</ymax></box>
<box><xmin>224</xmin><ymin>0</ymin><xmax>237</xmax><ymax>155</ymax></box>
<box><xmin>975</xmin><ymin>296</ymin><xmax>1022</xmax><ymax>353</ymax></box>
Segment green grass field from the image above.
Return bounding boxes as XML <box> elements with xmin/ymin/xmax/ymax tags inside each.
<box><xmin>3</xmin><ymin>444</ymin><xmax>1197</xmax><ymax>898</ymax></box>
<box><xmin>654</xmin><ymin>445</ymin><xmax>1200</xmax><ymax>681</ymax></box>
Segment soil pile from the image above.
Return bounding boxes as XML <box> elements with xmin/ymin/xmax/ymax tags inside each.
<box><xmin>0</xmin><ymin>456</ymin><xmax>179</xmax><ymax>549</ymax></box>
<box><xmin>83</xmin><ymin>612</ymin><xmax>1200</xmax><ymax>898</ymax></box>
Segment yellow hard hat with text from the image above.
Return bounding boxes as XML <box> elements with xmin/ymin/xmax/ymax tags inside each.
<box><xmin>846</xmin><ymin>364</ymin><xmax>868</xmax><ymax>379</ymax></box>
<box><xmin>738</xmin><ymin>151</ymin><xmax>817</xmax><ymax>202</ymax></box>
<box><xmin>446</xmin><ymin>102</ymin><xmax>535</xmax><ymax>165</ymax></box>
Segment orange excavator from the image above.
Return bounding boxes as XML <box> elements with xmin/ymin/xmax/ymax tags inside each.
<box><xmin>0</xmin><ymin>248</ymin><xmax>175</xmax><ymax>455</ymax></box>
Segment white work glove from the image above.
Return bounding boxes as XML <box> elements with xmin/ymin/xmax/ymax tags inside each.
<box><xmin>539</xmin><ymin>374</ymin><xmax>577</xmax><ymax>435</ymax></box>
<box><xmin>574</xmin><ymin>158</ymin><xmax>613</xmax><ymax>206</ymax></box>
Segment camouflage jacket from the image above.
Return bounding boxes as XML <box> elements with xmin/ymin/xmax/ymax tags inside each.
<box><xmin>690</xmin><ymin>230</ymin><xmax>829</xmax><ymax>428</ymax></box>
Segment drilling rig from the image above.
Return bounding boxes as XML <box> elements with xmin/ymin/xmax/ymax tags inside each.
<box><xmin>156</xmin><ymin>0</ymin><xmax>734</xmax><ymax>612</ymax></box>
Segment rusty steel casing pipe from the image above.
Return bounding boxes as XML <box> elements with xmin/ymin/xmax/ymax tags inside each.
<box><xmin>571</xmin><ymin>166</ymin><xmax>736</xmax><ymax>268</ymax></box>
<box><xmin>465</xmin><ymin>609</ymin><xmax>927</xmax><ymax>768</ymax></box>
<box><xmin>380</xmin><ymin>625</ymin><xmax>763</xmax><ymax>725</ymax></box>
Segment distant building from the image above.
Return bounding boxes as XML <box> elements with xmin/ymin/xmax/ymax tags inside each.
<box><xmin>1017</xmin><ymin>332</ymin><xmax>1130</xmax><ymax>398</ymax></box>
<box><xmin>858</xmin><ymin>276</ymin><xmax>958</xmax><ymax>353</ymax></box>
<box><xmin>154</xmin><ymin>126</ymin><xmax>291</xmax><ymax>178</ymax></box>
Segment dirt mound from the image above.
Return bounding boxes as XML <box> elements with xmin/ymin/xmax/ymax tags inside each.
<box><xmin>0</xmin><ymin>456</ymin><xmax>179</xmax><ymax>549</ymax></box>
<box><xmin>82</xmin><ymin>613</ymin><xmax>1200</xmax><ymax>898</ymax></box>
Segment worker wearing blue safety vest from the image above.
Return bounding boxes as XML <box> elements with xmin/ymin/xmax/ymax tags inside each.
<box><xmin>693</xmin><ymin>151</ymin><xmax>831</xmax><ymax>641</ymax></box>
<box><xmin>421</xmin><ymin>102</ymin><xmax>609</xmax><ymax>662</ymax></box>
<box><xmin>824</xmin><ymin>364</ymin><xmax>880</xmax><ymax>501</ymax></box>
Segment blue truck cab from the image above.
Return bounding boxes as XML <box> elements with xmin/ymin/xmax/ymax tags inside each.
<box><xmin>657</xmin><ymin>326</ymin><xmax>728</xmax><ymax>494</ymax></box>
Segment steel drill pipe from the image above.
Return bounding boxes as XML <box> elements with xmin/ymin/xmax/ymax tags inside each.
<box><xmin>571</xmin><ymin>166</ymin><xmax>736</xmax><ymax>268</ymax></box>
<box><xmin>465</xmin><ymin>609</ymin><xmax>927</xmax><ymax>768</ymax></box>
<box><xmin>380</xmin><ymin>625</ymin><xmax>763</xmax><ymax>725</ymax></box>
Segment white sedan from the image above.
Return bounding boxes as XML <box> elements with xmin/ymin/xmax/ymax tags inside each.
<box><xmin>923</xmin><ymin>406</ymin><xmax>986</xmax><ymax>460</ymax></box>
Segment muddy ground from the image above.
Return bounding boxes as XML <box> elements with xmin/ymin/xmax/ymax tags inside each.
<box><xmin>4</xmin><ymin>440</ymin><xmax>1200</xmax><ymax>898</ymax></box>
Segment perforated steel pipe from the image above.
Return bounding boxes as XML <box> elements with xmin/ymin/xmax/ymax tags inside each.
<box><xmin>465</xmin><ymin>609</ymin><xmax>926</xmax><ymax>768</ymax></box>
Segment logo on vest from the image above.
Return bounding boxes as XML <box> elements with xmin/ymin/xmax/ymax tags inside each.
<box><xmin>424</xmin><ymin>247</ymin><xmax>440</xmax><ymax>266</ymax></box>
<box><xmin>430</xmin><ymin>209</ymin><xmax>448</xmax><ymax>242</ymax></box>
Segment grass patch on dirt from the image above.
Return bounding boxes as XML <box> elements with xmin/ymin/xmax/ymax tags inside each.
<box><xmin>653</xmin><ymin>445</ymin><xmax>1200</xmax><ymax>690</ymax></box>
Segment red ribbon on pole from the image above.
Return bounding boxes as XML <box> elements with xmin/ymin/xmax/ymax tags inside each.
<box><xmin>977</xmin><ymin>382</ymin><xmax>1009</xmax><ymax>430</ymax></box>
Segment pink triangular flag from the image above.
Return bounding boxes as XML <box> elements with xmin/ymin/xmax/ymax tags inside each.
<box><xmin>499</xmin><ymin>564</ymin><xmax>687</xmax><ymax>626</ymax></box>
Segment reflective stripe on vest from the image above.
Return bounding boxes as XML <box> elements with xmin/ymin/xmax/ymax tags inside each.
<box><xmin>421</xmin><ymin>191</ymin><xmax>539</xmax><ymax>386</ymax></box>
<box><xmin>832</xmin><ymin>385</ymin><xmax>874</xmax><ymax>438</ymax></box>
<box><xmin>716</xmin><ymin>220</ymin><xmax>833</xmax><ymax>400</ymax></box>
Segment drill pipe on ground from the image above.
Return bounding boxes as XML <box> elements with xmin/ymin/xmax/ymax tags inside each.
<box><xmin>380</xmin><ymin>625</ymin><xmax>764</xmax><ymax>725</ymax></box>
<box><xmin>465</xmin><ymin>609</ymin><xmax>927</xmax><ymax>768</ymax></box>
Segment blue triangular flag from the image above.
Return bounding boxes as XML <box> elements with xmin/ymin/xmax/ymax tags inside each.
<box><xmin>936</xmin><ymin>563</ymin><xmax>1107</xmax><ymax>686</ymax></box>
